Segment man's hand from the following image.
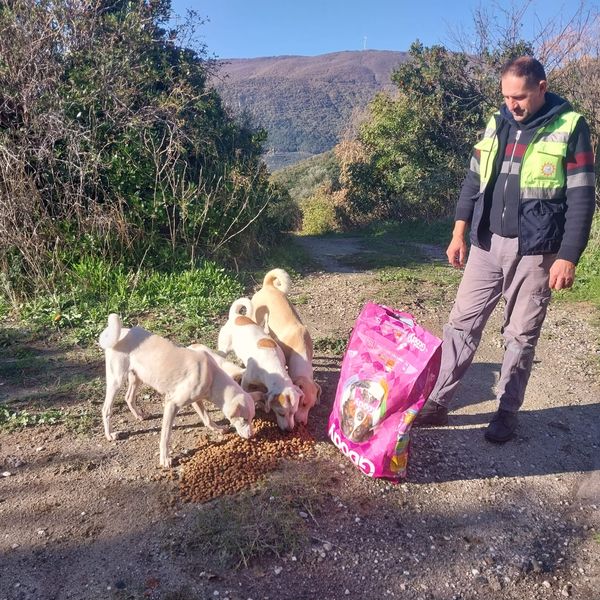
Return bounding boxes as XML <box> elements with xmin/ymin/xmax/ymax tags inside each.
<box><xmin>447</xmin><ymin>235</ymin><xmax>468</xmax><ymax>269</ymax></box>
<box><xmin>549</xmin><ymin>259</ymin><xmax>576</xmax><ymax>290</ymax></box>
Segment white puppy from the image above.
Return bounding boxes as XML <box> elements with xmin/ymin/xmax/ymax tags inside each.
<box><xmin>251</xmin><ymin>268</ymin><xmax>321</xmax><ymax>425</ymax></box>
<box><xmin>99</xmin><ymin>314</ymin><xmax>256</xmax><ymax>467</ymax></box>
<box><xmin>218</xmin><ymin>298</ymin><xmax>303</xmax><ymax>431</ymax></box>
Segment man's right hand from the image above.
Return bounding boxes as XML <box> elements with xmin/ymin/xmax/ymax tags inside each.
<box><xmin>446</xmin><ymin>235</ymin><xmax>467</xmax><ymax>269</ymax></box>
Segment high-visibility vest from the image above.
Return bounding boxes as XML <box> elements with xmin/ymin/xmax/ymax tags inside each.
<box><xmin>473</xmin><ymin>110</ymin><xmax>582</xmax><ymax>200</ymax></box>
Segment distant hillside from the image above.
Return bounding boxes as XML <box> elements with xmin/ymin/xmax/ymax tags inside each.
<box><xmin>211</xmin><ymin>50</ymin><xmax>407</xmax><ymax>170</ymax></box>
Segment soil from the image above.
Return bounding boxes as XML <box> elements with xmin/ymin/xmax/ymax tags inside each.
<box><xmin>1</xmin><ymin>235</ymin><xmax>599</xmax><ymax>600</ymax></box>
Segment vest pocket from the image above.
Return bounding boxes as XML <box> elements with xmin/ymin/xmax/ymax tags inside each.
<box><xmin>520</xmin><ymin>200</ymin><xmax>566</xmax><ymax>252</ymax></box>
<box><xmin>523</xmin><ymin>143</ymin><xmax>566</xmax><ymax>185</ymax></box>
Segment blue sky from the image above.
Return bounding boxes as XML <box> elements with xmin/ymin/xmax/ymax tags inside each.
<box><xmin>170</xmin><ymin>0</ymin><xmax>598</xmax><ymax>59</ymax></box>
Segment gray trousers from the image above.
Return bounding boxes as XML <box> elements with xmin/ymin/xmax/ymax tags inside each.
<box><xmin>430</xmin><ymin>234</ymin><xmax>555</xmax><ymax>413</ymax></box>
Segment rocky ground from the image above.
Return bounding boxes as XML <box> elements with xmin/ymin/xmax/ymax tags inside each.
<box><xmin>0</xmin><ymin>234</ymin><xmax>599</xmax><ymax>600</ymax></box>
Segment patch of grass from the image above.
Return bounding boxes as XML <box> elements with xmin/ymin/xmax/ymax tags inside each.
<box><xmin>191</xmin><ymin>487</ymin><xmax>307</xmax><ymax>569</ymax></box>
<box><xmin>0</xmin><ymin>405</ymin><xmax>64</xmax><ymax>429</ymax></box>
<box><xmin>12</xmin><ymin>257</ymin><xmax>243</xmax><ymax>345</ymax></box>
<box><xmin>292</xmin><ymin>293</ymin><xmax>310</xmax><ymax>305</ymax></box>
<box><xmin>0</xmin><ymin>354</ymin><xmax>50</xmax><ymax>382</ymax></box>
<box><xmin>314</xmin><ymin>336</ymin><xmax>348</xmax><ymax>355</ymax></box>
<box><xmin>63</xmin><ymin>407</ymin><xmax>98</xmax><ymax>435</ymax></box>
<box><xmin>0</xmin><ymin>403</ymin><xmax>97</xmax><ymax>433</ymax></box>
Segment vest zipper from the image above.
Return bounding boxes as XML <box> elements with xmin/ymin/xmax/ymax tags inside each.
<box><xmin>501</xmin><ymin>129</ymin><xmax>521</xmax><ymax>235</ymax></box>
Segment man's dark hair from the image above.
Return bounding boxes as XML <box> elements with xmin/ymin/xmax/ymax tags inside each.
<box><xmin>501</xmin><ymin>56</ymin><xmax>547</xmax><ymax>87</ymax></box>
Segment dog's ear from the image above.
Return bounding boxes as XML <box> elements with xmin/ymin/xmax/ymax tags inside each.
<box><xmin>265</xmin><ymin>392</ymin><xmax>278</xmax><ymax>413</ymax></box>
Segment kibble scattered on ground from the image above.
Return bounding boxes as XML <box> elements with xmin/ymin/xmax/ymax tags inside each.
<box><xmin>179</xmin><ymin>418</ymin><xmax>315</xmax><ymax>503</ymax></box>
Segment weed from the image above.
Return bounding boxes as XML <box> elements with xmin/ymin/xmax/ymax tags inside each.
<box><xmin>292</xmin><ymin>293</ymin><xmax>310</xmax><ymax>305</ymax></box>
<box><xmin>314</xmin><ymin>336</ymin><xmax>348</xmax><ymax>355</ymax></box>
<box><xmin>0</xmin><ymin>405</ymin><xmax>63</xmax><ymax>429</ymax></box>
<box><xmin>64</xmin><ymin>407</ymin><xmax>98</xmax><ymax>435</ymax></box>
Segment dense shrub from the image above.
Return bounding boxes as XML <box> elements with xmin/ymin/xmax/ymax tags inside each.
<box><xmin>0</xmin><ymin>0</ymin><xmax>292</xmax><ymax>301</ymax></box>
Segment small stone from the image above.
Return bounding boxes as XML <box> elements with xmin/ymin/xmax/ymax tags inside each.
<box><xmin>274</xmin><ymin>567</ymin><xmax>282</xmax><ymax>575</ymax></box>
<box><xmin>323</xmin><ymin>542</ymin><xmax>333</xmax><ymax>552</ymax></box>
<box><xmin>531</xmin><ymin>558</ymin><xmax>543</xmax><ymax>573</ymax></box>
<box><xmin>471</xmin><ymin>568</ymin><xmax>480</xmax><ymax>576</ymax></box>
<box><xmin>345</xmin><ymin>590</ymin><xmax>350</xmax><ymax>595</ymax></box>
<box><xmin>2</xmin><ymin>472</ymin><xmax>12</xmax><ymax>477</ymax></box>
<box><xmin>298</xmin><ymin>511</ymin><xmax>308</xmax><ymax>518</ymax></box>
<box><xmin>542</xmin><ymin>581</ymin><xmax>551</xmax><ymax>588</ymax></box>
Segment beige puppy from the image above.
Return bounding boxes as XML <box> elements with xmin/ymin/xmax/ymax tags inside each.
<box><xmin>218</xmin><ymin>298</ymin><xmax>302</xmax><ymax>431</ymax></box>
<box><xmin>99</xmin><ymin>314</ymin><xmax>256</xmax><ymax>468</ymax></box>
<box><xmin>251</xmin><ymin>268</ymin><xmax>321</xmax><ymax>425</ymax></box>
<box><xmin>187</xmin><ymin>343</ymin><xmax>245</xmax><ymax>384</ymax></box>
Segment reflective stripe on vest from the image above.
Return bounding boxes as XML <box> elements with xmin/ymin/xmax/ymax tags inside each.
<box><xmin>474</xmin><ymin>110</ymin><xmax>582</xmax><ymax>197</ymax></box>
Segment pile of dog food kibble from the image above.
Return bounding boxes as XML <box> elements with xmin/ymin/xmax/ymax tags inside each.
<box><xmin>179</xmin><ymin>418</ymin><xmax>315</xmax><ymax>503</ymax></box>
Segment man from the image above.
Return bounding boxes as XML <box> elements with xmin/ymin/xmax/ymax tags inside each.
<box><xmin>414</xmin><ymin>56</ymin><xmax>596</xmax><ymax>442</ymax></box>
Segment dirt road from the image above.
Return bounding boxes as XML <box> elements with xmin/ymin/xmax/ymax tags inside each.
<box><xmin>1</xmin><ymin>234</ymin><xmax>599</xmax><ymax>600</ymax></box>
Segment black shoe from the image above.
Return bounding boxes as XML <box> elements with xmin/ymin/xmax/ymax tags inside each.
<box><xmin>414</xmin><ymin>398</ymin><xmax>448</xmax><ymax>427</ymax></box>
<box><xmin>484</xmin><ymin>409</ymin><xmax>518</xmax><ymax>443</ymax></box>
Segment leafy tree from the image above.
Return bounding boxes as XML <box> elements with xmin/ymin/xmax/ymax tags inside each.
<box><xmin>0</xmin><ymin>0</ymin><xmax>293</xmax><ymax>296</ymax></box>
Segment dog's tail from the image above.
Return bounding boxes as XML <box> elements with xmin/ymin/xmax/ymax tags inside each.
<box><xmin>228</xmin><ymin>297</ymin><xmax>254</xmax><ymax>321</ymax></box>
<box><xmin>263</xmin><ymin>268</ymin><xmax>291</xmax><ymax>295</ymax></box>
<box><xmin>99</xmin><ymin>313</ymin><xmax>122</xmax><ymax>349</ymax></box>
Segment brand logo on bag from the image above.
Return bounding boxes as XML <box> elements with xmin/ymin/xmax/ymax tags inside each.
<box><xmin>407</xmin><ymin>333</ymin><xmax>426</xmax><ymax>352</ymax></box>
<box><xmin>329</xmin><ymin>423</ymin><xmax>376</xmax><ymax>477</ymax></box>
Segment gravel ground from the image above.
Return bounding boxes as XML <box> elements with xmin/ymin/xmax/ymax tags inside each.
<box><xmin>0</xmin><ymin>236</ymin><xmax>598</xmax><ymax>600</ymax></box>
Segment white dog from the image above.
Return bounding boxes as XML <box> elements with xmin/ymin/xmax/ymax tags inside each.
<box><xmin>99</xmin><ymin>314</ymin><xmax>256</xmax><ymax>467</ymax></box>
<box><xmin>251</xmin><ymin>268</ymin><xmax>321</xmax><ymax>425</ymax></box>
<box><xmin>218</xmin><ymin>298</ymin><xmax>303</xmax><ymax>431</ymax></box>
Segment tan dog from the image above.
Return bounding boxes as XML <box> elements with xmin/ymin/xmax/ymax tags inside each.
<box><xmin>251</xmin><ymin>268</ymin><xmax>321</xmax><ymax>425</ymax></box>
<box><xmin>99</xmin><ymin>314</ymin><xmax>256</xmax><ymax>467</ymax></box>
<box><xmin>218</xmin><ymin>298</ymin><xmax>302</xmax><ymax>431</ymax></box>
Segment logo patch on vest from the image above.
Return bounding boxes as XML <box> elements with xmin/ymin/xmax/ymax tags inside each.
<box><xmin>541</xmin><ymin>162</ymin><xmax>556</xmax><ymax>177</ymax></box>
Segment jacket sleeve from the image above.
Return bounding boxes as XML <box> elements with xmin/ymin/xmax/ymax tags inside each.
<box><xmin>558</xmin><ymin>118</ymin><xmax>596</xmax><ymax>264</ymax></box>
<box><xmin>454</xmin><ymin>149</ymin><xmax>482</xmax><ymax>223</ymax></box>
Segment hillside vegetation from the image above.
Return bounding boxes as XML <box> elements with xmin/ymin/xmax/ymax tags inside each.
<box><xmin>212</xmin><ymin>50</ymin><xmax>407</xmax><ymax>168</ymax></box>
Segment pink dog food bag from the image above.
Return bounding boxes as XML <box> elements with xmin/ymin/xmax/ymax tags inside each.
<box><xmin>328</xmin><ymin>302</ymin><xmax>441</xmax><ymax>480</ymax></box>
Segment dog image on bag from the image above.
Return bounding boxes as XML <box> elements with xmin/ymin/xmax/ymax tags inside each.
<box><xmin>251</xmin><ymin>268</ymin><xmax>321</xmax><ymax>425</ymax></box>
<box><xmin>218</xmin><ymin>297</ymin><xmax>302</xmax><ymax>432</ymax></box>
<box><xmin>340</xmin><ymin>379</ymin><xmax>385</xmax><ymax>443</ymax></box>
<box><xmin>99</xmin><ymin>314</ymin><xmax>256</xmax><ymax>467</ymax></box>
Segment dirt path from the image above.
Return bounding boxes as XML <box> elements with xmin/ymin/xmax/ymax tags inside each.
<box><xmin>1</xmin><ymin>235</ymin><xmax>599</xmax><ymax>600</ymax></box>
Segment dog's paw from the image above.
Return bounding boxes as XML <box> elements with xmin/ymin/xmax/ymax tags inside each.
<box><xmin>132</xmin><ymin>410</ymin><xmax>148</xmax><ymax>421</ymax></box>
<box><xmin>160</xmin><ymin>455</ymin><xmax>172</xmax><ymax>468</ymax></box>
<box><xmin>105</xmin><ymin>431</ymin><xmax>118</xmax><ymax>441</ymax></box>
<box><xmin>209</xmin><ymin>423</ymin><xmax>228</xmax><ymax>433</ymax></box>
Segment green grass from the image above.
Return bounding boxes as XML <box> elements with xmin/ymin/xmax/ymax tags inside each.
<box><xmin>314</xmin><ymin>336</ymin><xmax>348</xmax><ymax>355</ymax></box>
<box><xmin>0</xmin><ymin>403</ymin><xmax>97</xmax><ymax>434</ymax></box>
<box><xmin>7</xmin><ymin>256</ymin><xmax>243</xmax><ymax>344</ymax></box>
<box><xmin>556</xmin><ymin>212</ymin><xmax>600</xmax><ymax>307</ymax></box>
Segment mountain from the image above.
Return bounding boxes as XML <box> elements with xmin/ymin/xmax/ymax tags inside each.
<box><xmin>211</xmin><ymin>50</ymin><xmax>408</xmax><ymax>170</ymax></box>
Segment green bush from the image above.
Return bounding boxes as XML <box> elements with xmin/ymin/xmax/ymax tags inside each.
<box><xmin>301</xmin><ymin>189</ymin><xmax>338</xmax><ymax>235</ymax></box>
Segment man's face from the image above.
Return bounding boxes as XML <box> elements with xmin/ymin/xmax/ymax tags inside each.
<box><xmin>501</xmin><ymin>73</ymin><xmax>547</xmax><ymax>122</ymax></box>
